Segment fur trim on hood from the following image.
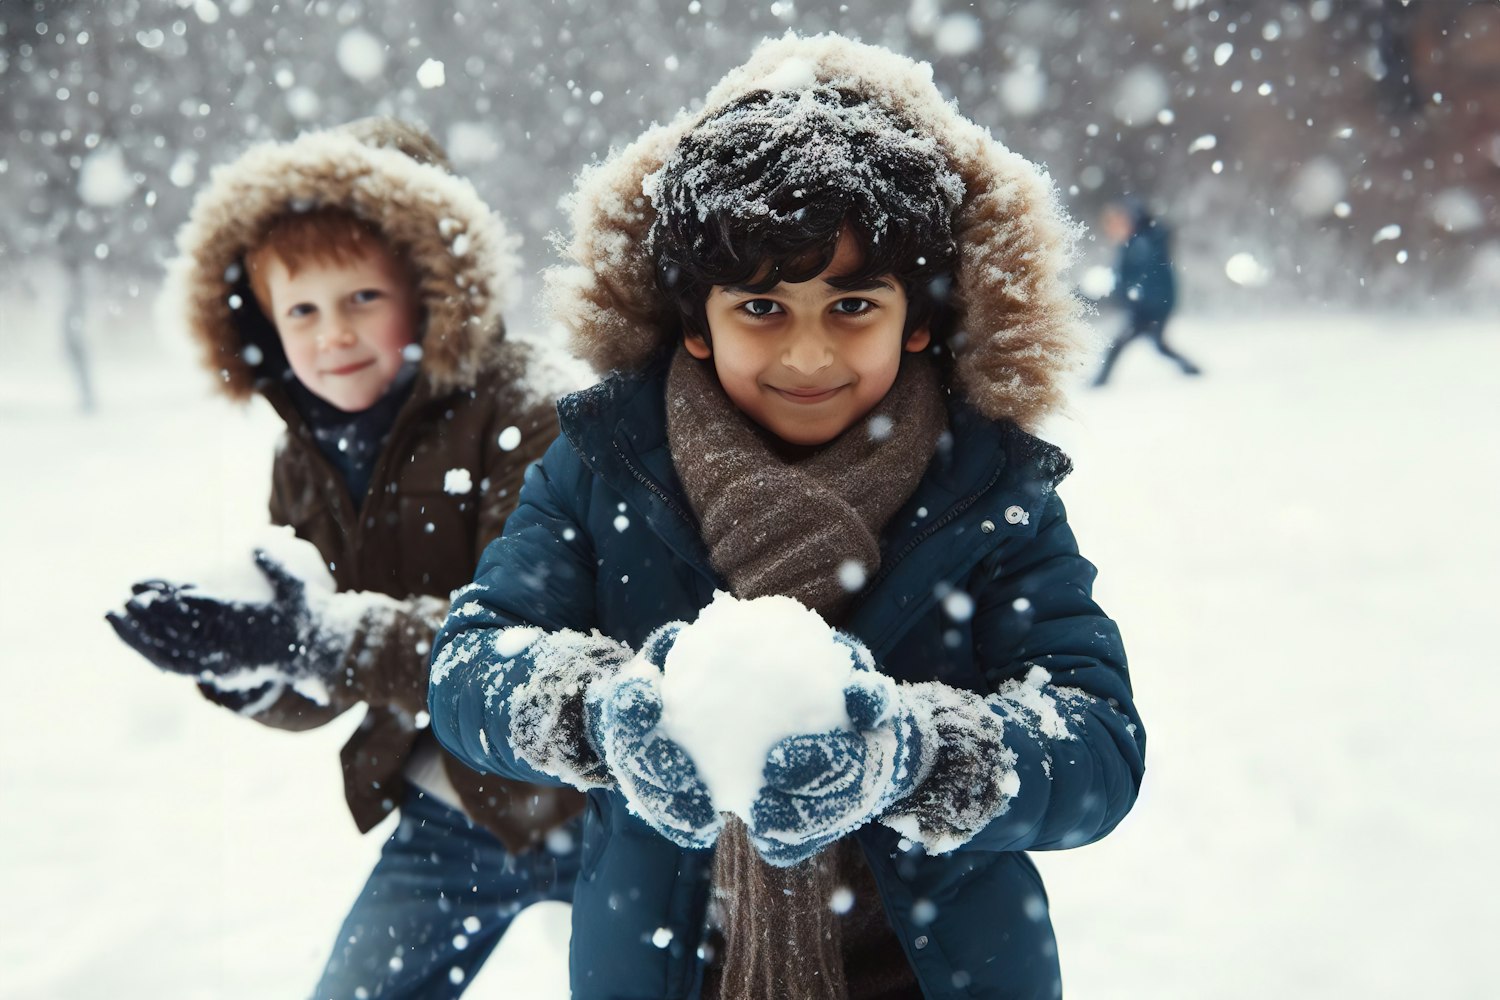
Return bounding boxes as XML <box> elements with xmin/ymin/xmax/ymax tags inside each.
<box><xmin>543</xmin><ymin>33</ymin><xmax>1088</xmax><ymax>431</ymax></box>
<box><xmin>167</xmin><ymin>117</ymin><xmax>520</xmax><ymax>402</ymax></box>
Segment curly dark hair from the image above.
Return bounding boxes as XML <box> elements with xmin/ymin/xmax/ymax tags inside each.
<box><xmin>646</xmin><ymin>86</ymin><xmax>964</xmax><ymax>346</ymax></box>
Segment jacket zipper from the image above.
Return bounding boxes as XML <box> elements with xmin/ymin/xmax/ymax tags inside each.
<box><xmin>612</xmin><ymin>437</ymin><xmax>696</xmax><ymax>526</ymax></box>
<box><xmin>863</xmin><ymin>461</ymin><xmax>1008</xmax><ymax>594</ymax></box>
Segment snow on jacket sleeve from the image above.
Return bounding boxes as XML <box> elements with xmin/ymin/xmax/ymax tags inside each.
<box><xmin>883</xmin><ymin>492</ymin><xmax>1145</xmax><ymax>855</ymax></box>
<box><xmin>428</xmin><ymin>435</ymin><xmax>627</xmax><ymax>788</ymax></box>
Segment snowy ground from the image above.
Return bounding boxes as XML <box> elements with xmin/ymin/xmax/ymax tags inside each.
<box><xmin>2</xmin><ymin>280</ymin><xmax>1495</xmax><ymax>998</ymax></box>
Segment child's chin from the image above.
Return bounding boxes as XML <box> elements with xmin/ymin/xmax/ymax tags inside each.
<box><xmin>764</xmin><ymin>420</ymin><xmax>847</xmax><ymax>449</ymax></box>
<box><xmin>315</xmin><ymin>388</ymin><xmax>379</xmax><ymax>413</ymax></box>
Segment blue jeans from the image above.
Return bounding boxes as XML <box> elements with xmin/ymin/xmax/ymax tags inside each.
<box><xmin>311</xmin><ymin>786</ymin><xmax>582</xmax><ymax>999</ymax></box>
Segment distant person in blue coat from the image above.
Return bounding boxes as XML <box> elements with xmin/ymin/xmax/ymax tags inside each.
<box><xmin>429</xmin><ymin>34</ymin><xmax>1146</xmax><ymax>1000</ymax></box>
<box><xmin>1092</xmin><ymin>196</ymin><xmax>1202</xmax><ymax>386</ymax></box>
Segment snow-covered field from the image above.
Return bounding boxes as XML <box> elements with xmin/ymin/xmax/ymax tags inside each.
<box><xmin>2</xmin><ymin>281</ymin><xmax>1495</xmax><ymax>998</ymax></box>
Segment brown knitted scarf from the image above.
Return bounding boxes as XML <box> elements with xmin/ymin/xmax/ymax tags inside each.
<box><xmin>665</xmin><ymin>346</ymin><xmax>947</xmax><ymax>999</ymax></box>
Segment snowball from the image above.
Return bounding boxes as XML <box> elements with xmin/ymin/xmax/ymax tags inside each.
<box><xmin>933</xmin><ymin>14</ymin><xmax>982</xmax><ymax>57</ymax></box>
<box><xmin>1078</xmin><ymin>265</ymin><xmax>1115</xmax><ymax>300</ymax></box>
<box><xmin>448</xmin><ymin>122</ymin><xmax>502</xmax><ymax>165</ymax></box>
<box><xmin>168</xmin><ymin>152</ymin><xmax>198</xmax><ymax>189</ymax></box>
<box><xmin>336</xmin><ymin>29</ymin><xmax>386</xmax><ymax>83</ymax></box>
<box><xmin>443</xmin><ymin>468</ymin><xmax>473</xmax><ymax>495</ymax></box>
<box><xmin>1112</xmin><ymin>66</ymin><xmax>1169</xmax><ymax>126</ymax></box>
<box><xmin>657</xmin><ymin>592</ymin><xmax>854</xmax><ymax>819</ymax></box>
<box><xmin>417</xmin><ymin>58</ymin><xmax>446</xmax><ymax>89</ymax></box>
<box><xmin>1430</xmin><ymin>189</ymin><xmax>1484</xmax><ymax>233</ymax></box>
<box><xmin>941</xmin><ymin>590</ymin><xmax>974</xmax><ymax>622</ymax></box>
<box><xmin>136</xmin><ymin>524</ymin><xmax>334</xmax><ymax>607</ymax></box>
<box><xmin>1225</xmin><ymin>252</ymin><xmax>1272</xmax><ymax>287</ymax></box>
<box><xmin>285</xmin><ymin>86</ymin><xmax>320</xmax><ymax>120</ymax></box>
<box><xmin>837</xmin><ymin>560</ymin><xmax>868</xmax><ymax>592</ymax></box>
<box><xmin>78</xmin><ymin>145</ymin><xmax>136</xmax><ymax>207</ymax></box>
<box><xmin>1000</xmin><ymin>64</ymin><xmax>1047</xmax><ymax>118</ymax></box>
<box><xmin>1289</xmin><ymin>157</ymin><xmax>1346</xmax><ymax>217</ymax></box>
<box><xmin>911</xmin><ymin>898</ymin><xmax>938</xmax><ymax>925</ymax></box>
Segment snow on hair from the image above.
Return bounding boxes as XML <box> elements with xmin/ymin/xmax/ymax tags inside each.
<box><xmin>544</xmin><ymin>32</ymin><xmax>1091</xmax><ymax>431</ymax></box>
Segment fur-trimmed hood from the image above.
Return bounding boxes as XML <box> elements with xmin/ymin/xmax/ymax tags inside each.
<box><xmin>543</xmin><ymin>33</ymin><xmax>1088</xmax><ymax>432</ymax></box>
<box><xmin>167</xmin><ymin>117</ymin><xmax>520</xmax><ymax>402</ymax></box>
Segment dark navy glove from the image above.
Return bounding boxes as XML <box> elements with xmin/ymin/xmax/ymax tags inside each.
<box><xmin>586</xmin><ymin>622</ymin><xmax>724</xmax><ymax>850</ymax></box>
<box><xmin>747</xmin><ymin>632</ymin><xmax>930</xmax><ymax>866</ymax></box>
<box><xmin>106</xmin><ymin>550</ymin><xmax>340</xmax><ymax>681</ymax></box>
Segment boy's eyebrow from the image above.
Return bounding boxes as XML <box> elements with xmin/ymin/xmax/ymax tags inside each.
<box><xmin>825</xmin><ymin>275</ymin><xmax>897</xmax><ymax>293</ymax></box>
<box><xmin>718</xmin><ymin>275</ymin><xmax>897</xmax><ymax>296</ymax></box>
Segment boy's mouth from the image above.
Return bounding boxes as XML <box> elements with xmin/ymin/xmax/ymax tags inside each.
<box><xmin>772</xmin><ymin>385</ymin><xmax>843</xmax><ymax>404</ymax></box>
<box><xmin>324</xmin><ymin>359</ymin><xmax>375</xmax><ymax>376</ymax></box>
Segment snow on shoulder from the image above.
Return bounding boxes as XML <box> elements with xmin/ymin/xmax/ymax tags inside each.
<box><xmin>657</xmin><ymin>591</ymin><xmax>853</xmax><ymax>820</ymax></box>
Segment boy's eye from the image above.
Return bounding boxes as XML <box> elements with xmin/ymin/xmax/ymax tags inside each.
<box><xmin>739</xmin><ymin>299</ymin><xmax>783</xmax><ymax>318</ymax></box>
<box><xmin>832</xmin><ymin>298</ymin><xmax>875</xmax><ymax>316</ymax></box>
<box><xmin>286</xmin><ymin>303</ymin><xmax>316</xmax><ymax>318</ymax></box>
<box><xmin>351</xmin><ymin>289</ymin><xmax>384</xmax><ymax>304</ymax></box>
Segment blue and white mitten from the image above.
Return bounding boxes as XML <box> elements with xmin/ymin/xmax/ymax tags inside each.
<box><xmin>586</xmin><ymin>623</ymin><xmax>724</xmax><ymax>850</ymax></box>
<box><xmin>746</xmin><ymin>632</ymin><xmax>931</xmax><ymax>867</ymax></box>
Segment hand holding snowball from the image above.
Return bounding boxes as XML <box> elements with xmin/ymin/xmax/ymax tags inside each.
<box><xmin>585</xmin><ymin>622</ymin><xmax>724</xmax><ymax>849</ymax></box>
<box><xmin>105</xmin><ymin>527</ymin><xmax>387</xmax><ymax>701</ymax></box>
<box><xmin>597</xmin><ymin>593</ymin><xmax>932</xmax><ymax>865</ymax></box>
<box><xmin>108</xmin><ymin>548</ymin><xmax>324</xmax><ymax>679</ymax></box>
<box><xmin>746</xmin><ymin>634</ymin><xmax>930</xmax><ymax>866</ymax></box>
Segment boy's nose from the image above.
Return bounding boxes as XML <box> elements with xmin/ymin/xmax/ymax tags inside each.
<box><xmin>320</xmin><ymin>321</ymin><xmax>359</xmax><ymax>349</ymax></box>
<box><xmin>782</xmin><ymin>331</ymin><xmax>833</xmax><ymax>375</ymax></box>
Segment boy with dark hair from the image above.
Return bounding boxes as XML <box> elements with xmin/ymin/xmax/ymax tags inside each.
<box><xmin>106</xmin><ymin>118</ymin><xmax>583</xmax><ymax>999</ymax></box>
<box><xmin>430</xmin><ymin>36</ymin><xmax>1146</xmax><ymax>1000</ymax></box>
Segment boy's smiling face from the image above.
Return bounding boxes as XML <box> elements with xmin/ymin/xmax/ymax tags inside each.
<box><xmin>686</xmin><ymin>229</ymin><xmax>930</xmax><ymax>447</ymax></box>
<box><xmin>262</xmin><ymin>240</ymin><xmax>419</xmax><ymax>412</ymax></box>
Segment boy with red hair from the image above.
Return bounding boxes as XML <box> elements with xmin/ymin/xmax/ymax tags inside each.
<box><xmin>108</xmin><ymin>118</ymin><xmax>582</xmax><ymax>998</ymax></box>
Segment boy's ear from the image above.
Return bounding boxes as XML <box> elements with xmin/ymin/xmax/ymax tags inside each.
<box><xmin>683</xmin><ymin>333</ymin><xmax>713</xmax><ymax>360</ymax></box>
<box><xmin>904</xmin><ymin>326</ymin><xmax>932</xmax><ymax>353</ymax></box>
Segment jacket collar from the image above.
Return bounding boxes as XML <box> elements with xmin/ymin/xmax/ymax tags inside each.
<box><xmin>558</xmin><ymin>357</ymin><xmax>718</xmax><ymax>583</ymax></box>
<box><xmin>557</xmin><ymin>361</ymin><xmax>1071</xmax><ymax>655</ymax></box>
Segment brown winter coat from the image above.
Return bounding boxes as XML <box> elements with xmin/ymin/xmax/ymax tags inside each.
<box><xmin>167</xmin><ymin>117</ymin><xmax>582</xmax><ymax>851</ymax></box>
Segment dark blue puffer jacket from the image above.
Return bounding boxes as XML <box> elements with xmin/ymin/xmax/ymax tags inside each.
<box><xmin>428</xmin><ymin>363</ymin><xmax>1146</xmax><ymax>999</ymax></box>
<box><xmin>1114</xmin><ymin>200</ymin><xmax>1178</xmax><ymax>321</ymax></box>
